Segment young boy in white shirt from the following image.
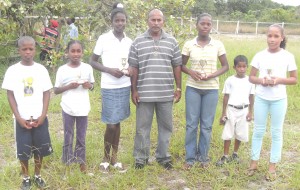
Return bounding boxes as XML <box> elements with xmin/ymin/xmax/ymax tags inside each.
<box><xmin>216</xmin><ymin>55</ymin><xmax>255</xmax><ymax>166</ymax></box>
<box><xmin>2</xmin><ymin>36</ymin><xmax>53</xmax><ymax>189</ymax></box>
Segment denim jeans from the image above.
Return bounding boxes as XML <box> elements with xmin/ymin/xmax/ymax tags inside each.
<box><xmin>251</xmin><ymin>96</ymin><xmax>287</xmax><ymax>163</ymax></box>
<box><xmin>185</xmin><ymin>86</ymin><xmax>218</xmax><ymax>164</ymax></box>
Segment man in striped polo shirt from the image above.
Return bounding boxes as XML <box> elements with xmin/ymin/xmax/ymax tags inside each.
<box><xmin>128</xmin><ymin>9</ymin><xmax>182</xmax><ymax>170</ymax></box>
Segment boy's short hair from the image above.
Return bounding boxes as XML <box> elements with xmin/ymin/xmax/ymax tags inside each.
<box><xmin>234</xmin><ymin>55</ymin><xmax>248</xmax><ymax>67</ymax></box>
<box><xmin>18</xmin><ymin>36</ymin><xmax>35</xmax><ymax>48</ymax></box>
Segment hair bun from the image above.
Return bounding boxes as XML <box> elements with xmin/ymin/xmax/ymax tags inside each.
<box><xmin>113</xmin><ymin>3</ymin><xmax>124</xmax><ymax>9</ymax></box>
<box><xmin>117</xmin><ymin>3</ymin><xmax>123</xmax><ymax>8</ymax></box>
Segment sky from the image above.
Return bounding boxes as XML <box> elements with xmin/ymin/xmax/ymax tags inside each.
<box><xmin>271</xmin><ymin>0</ymin><xmax>300</xmax><ymax>6</ymax></box>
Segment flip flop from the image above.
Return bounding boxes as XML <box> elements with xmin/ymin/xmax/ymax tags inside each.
<box><xmin>246</xmin><ymin>168</ymin><xmax>258</xmax><ymax>176</ymax></box>
<box><xmin>99</xmin><ymin>162</ymin><xmax>110</xmax><ymax>173</ymax></box>
<box><xmin>265</xmin><ymin>171</ymin><xmax>277</xmax><ymax>181</ymax></box>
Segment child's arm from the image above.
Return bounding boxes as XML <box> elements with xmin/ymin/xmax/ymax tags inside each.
<box><xmin>54</xmin><ymin>82</ymin><xmax>80</xmax><ymax>94</ymax></box>
<box><xmin>247</xmin><ymin>94</ymin><xmax>254</xmax><ymax>121</ymax></box>
<box><xmin>7</xmin><ymin>90</ymin><xmax>32</xmax><ymax>129</ymax></box>
<box><xmin>220</xmin><ymin>94</ymin><xmax>229</xmax><ymax>125</ymax></box>
<box><xmin>272</xmin><ymin>70</ymin><xmax>297</xmax><ymax>85</ymax></box>
<box><xmin>90</xmin><ymin>54</ymin><xmax>124</xmax><ymax>78</ymax></box>
<box><xmin>34</xmin><ymin>90</ymin><xmax>51</xmax><ymax>127</ymax></box>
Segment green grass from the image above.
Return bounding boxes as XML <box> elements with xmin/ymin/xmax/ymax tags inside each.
<box><xmin>0</xmin><ymin>35</ymin><xmax>300</xmax><ymax>189</ymax></box>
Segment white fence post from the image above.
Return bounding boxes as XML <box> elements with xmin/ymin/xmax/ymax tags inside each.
<box><xmin>216</xmin><ymin>20</ymin><xmax>219</xmax><ymax>33</ymax></box>
<box><xmin>235</xmin><ymin>21</ymin><xmax>239</xmax><ymax>34</ymax></box>
<box><xmin>256</xmin><ymin>21</ymin><xmax>258</xmax><ymax>35</ymax></box>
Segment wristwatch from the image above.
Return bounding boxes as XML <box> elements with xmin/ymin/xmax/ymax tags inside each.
<box><xmin>89</xmin><ymin>84</ymin><xmax>94</xmax><ymax>91</ymax></box>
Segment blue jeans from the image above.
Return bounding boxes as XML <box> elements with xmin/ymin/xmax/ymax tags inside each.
<box><xmin>185</xmin><ymin>86</ymin><xmax>218</xmax><ymax>164</ymax></box>
<box><xmin>251</xmin><ymin>96</ymin><xmax>287</xmax><ymax>163</ymax></box>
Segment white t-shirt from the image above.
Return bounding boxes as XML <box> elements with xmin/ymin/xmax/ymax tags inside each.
<box><xmin>251</xmin><ymin>49</ymin><xmax>297</xmax><ymax>100</ymax></box>
<box><xmin>223</xmin><ymin>75</ymin><xmax>255</xmax><ymax>106</ymax></box>
<box><xmin>54</xmin><ymin>62</ymin><xmax>95</xmax><ymax>116</ymax></box>
<box><xmin>2</xmin><ymin>62</ymin><xmax>53</xmax><ymax>120</ymax></box>
<box><xmin>93</xmin><ymin>30</ymin><xmax>132</xmax><ymax>89</ymax></box>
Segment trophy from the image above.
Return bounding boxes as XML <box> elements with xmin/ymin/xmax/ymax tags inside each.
<box><xmin>199</xmin><ymin>60</ymin><xmax>207</xmax><ymax>78</ymax></box>
<box><xmin>266</xmin><ymin>69</ymin><xmax>272</xmax><ymax>79</ymax></box>
<box><xmin>77</xmin><ymin>70</ymin><xmax>86</xmax><ymax>84</ymax></box>
<box><xmin>120</xmin><ymin>57</ymin><xmax>129</xmax><ymax>75</ymax></box>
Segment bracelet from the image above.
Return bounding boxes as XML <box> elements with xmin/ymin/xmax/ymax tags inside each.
<box><xmin>176</xmin><ymin>88</ymin><xmax>181</xmax><ymax>92</ymax></box>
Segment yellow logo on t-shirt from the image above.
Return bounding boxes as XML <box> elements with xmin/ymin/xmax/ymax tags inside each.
<box><xmin>23</xmin><ymin>77</ymin><xmax>34</xmax><ymax>96</ymax></box>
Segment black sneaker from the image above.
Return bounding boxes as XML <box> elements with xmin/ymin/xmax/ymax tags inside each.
<box><xmin>21</xmin><ymin>177</ymin><xmax>31</xmax><ymax>190</ymax></box>
<box><xmin>135</xmin><ymin>163</ymin><xmax>145</xmax><ymax>169</ymax></box>
<box><xmin>231</xmin><ymin>153</ymin><xmax>240</xmax><ymax>163</ymax></box>
<box><xmin>215</xmin><ymin>155</ymin><xmax>230</xmax><ymax>166</ymax></box>
<box><xmin>33</xmin><ymin>175</ymin><xmax>46</xmax><ymax>189</ymax></box>
<box><xmin>162</xmin><ymin>161</ymin><xmax>173</xmax><ymax>170</ymax></box>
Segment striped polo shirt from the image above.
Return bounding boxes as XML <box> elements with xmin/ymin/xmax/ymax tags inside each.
<box><xmin>182</xmin><ymin>37</ymin><xmax>226</xmax><ymax>89</ymax></box>
<box><xmin>128</xmin><ymin>30</ymin><xmax>182</xmax><ymax>102</ymax></box>
<box><xmin>41</xmin><ymin>27</ymin><xmax>59</xmax><ymax>52</ymax></box>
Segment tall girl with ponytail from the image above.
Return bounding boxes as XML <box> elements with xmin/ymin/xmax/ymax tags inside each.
<box><xmin>247</xmin><ymin>24</ymin><xmax>297</xmax><ymax>181</ymax></box>
<box><xmin>90</xmin><ymin>2</ymin><xmax>131</xmax><ymax>172</ymax></box>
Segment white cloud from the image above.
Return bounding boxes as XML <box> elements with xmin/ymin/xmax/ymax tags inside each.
<box><xmin>271</xmin><ymin>0</ymin><xmax>300</xmax><ymax>6</ymax></box>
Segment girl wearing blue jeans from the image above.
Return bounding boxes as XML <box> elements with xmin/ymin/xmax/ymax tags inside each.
<box><xmin>181</xmin><ymin>13</ymin><xmax>229</xmax><ymax>169</ymax></box>
<box><xmin>247</xmin><ymin>24</ymin><xmax>297</xmax><ymax>181</ymax></box>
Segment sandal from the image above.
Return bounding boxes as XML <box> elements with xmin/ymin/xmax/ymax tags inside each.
<box><xmin>99</xmin><ymin>162</ymin><xmax>110</xmax><ymax>173</ymax></box>
<box><xmin>182</xmin><ymin>163</ymin><xmax>193</xmax><ymax>170</ymax></box>
<box><xmin>113</xmin><ymin>162</ymin><xmax>127</xmax><ymax>173</ymax></box>
<box><xmin>265</xmin><ymin>171</ymin><xmax>277</xmax><ymax>181</ymax></box>
<box><xmin>246</xmin><ymin>168</ymin><xmax>258</xmax><ymax>176</ymax></box>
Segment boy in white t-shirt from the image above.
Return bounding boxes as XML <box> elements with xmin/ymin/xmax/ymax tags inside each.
<box><xmin>216</xmin><ymin>55</ymin><xmax>255</xmax><ymax>166</ymax></box>
<box><xmin>2</xmin><ymin>36</ymin><xmax>53</xmax><ymax>190</ymax></box>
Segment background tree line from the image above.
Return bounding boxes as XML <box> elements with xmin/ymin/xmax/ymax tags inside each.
<box><xmin>0</xmin><ymin>0</ymin><xmax>299</xmax><ymax>65</ymax></box>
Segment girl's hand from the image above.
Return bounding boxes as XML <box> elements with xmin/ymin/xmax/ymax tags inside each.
<box><xmin>82</xmin><ymin>81</ymin><xmax>92</xmax><ymax>89</ymax></box>
<box><xmin>108</xmin><ymin>68</ymin><xmax>124</xmax><ymax>78</ymax></box>
<box><xmin>68</xmin><ymin>82</ymin><xmax>80</xmax><ymax>89</ymax></box>
<box><xmin>189</xmin><ymin>70</ymin><xmax>202</xmax><ymax>81</ymax></box>
<box><xmin>263</xmin><ymin>77</ymin><xmax>277</xmax><ymax>87</ymax></box>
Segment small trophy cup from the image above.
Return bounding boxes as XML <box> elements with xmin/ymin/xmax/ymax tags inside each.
<box><xmin>120</xmin><ymin>57</ymin><xmax>129</xmax><ymax>75</ymax></box>
<box><xmin>199</xmin><ymin>60</ymin><xmax>207</xmax><ymax>78</ymax></box>
<box><xmin>267</xmin><ymin>69</ymin><xmax>272</xmax><ymax>79</ymax></box>
<box><xmin>266</xmin><ymin>68</ymin><xmax>273</xmax><ymax>84</ymax></box>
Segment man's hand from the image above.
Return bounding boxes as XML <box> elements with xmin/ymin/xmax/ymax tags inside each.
<box><xmin>173</xmin><ymin>89</ymin><xmax>181</xmax><ymax>103</ymax></box>
<box><xmin>131</xmin><ymin>91</ymin><xmax>140</xmax><ymax>106</ymax></box>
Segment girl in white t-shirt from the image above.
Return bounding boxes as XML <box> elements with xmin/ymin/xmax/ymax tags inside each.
<box><xmin>90</xmin><ymin>3</ymin><xmax>131</xmax><ymax>172</ymax></box>
<box><xmin>54</xmin><ymin>40</ymin><xmax>95</xmax><ymax>173</ymax></box>
<box><xmin>247</xmin><ymin>24</ymin><xmax>297</xmax><ymax>181</ymax></box>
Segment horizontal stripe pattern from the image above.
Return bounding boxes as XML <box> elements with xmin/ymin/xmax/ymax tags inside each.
<box><xmin>129</xmin><ymin>30</ymin><xmax>182</xmax><ymax>102</ymax></box>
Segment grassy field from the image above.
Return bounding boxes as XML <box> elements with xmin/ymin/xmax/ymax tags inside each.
<box><xmin>0</xmin><ymin>35</ymin><xmax>300</xmax><ymax>190</ymax></box>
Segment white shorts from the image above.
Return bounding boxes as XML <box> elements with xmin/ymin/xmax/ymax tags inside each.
<box><xmin>221</xmin><ymin>106</ymin><xmax>249</xmax><ymax>142</ymax></box>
